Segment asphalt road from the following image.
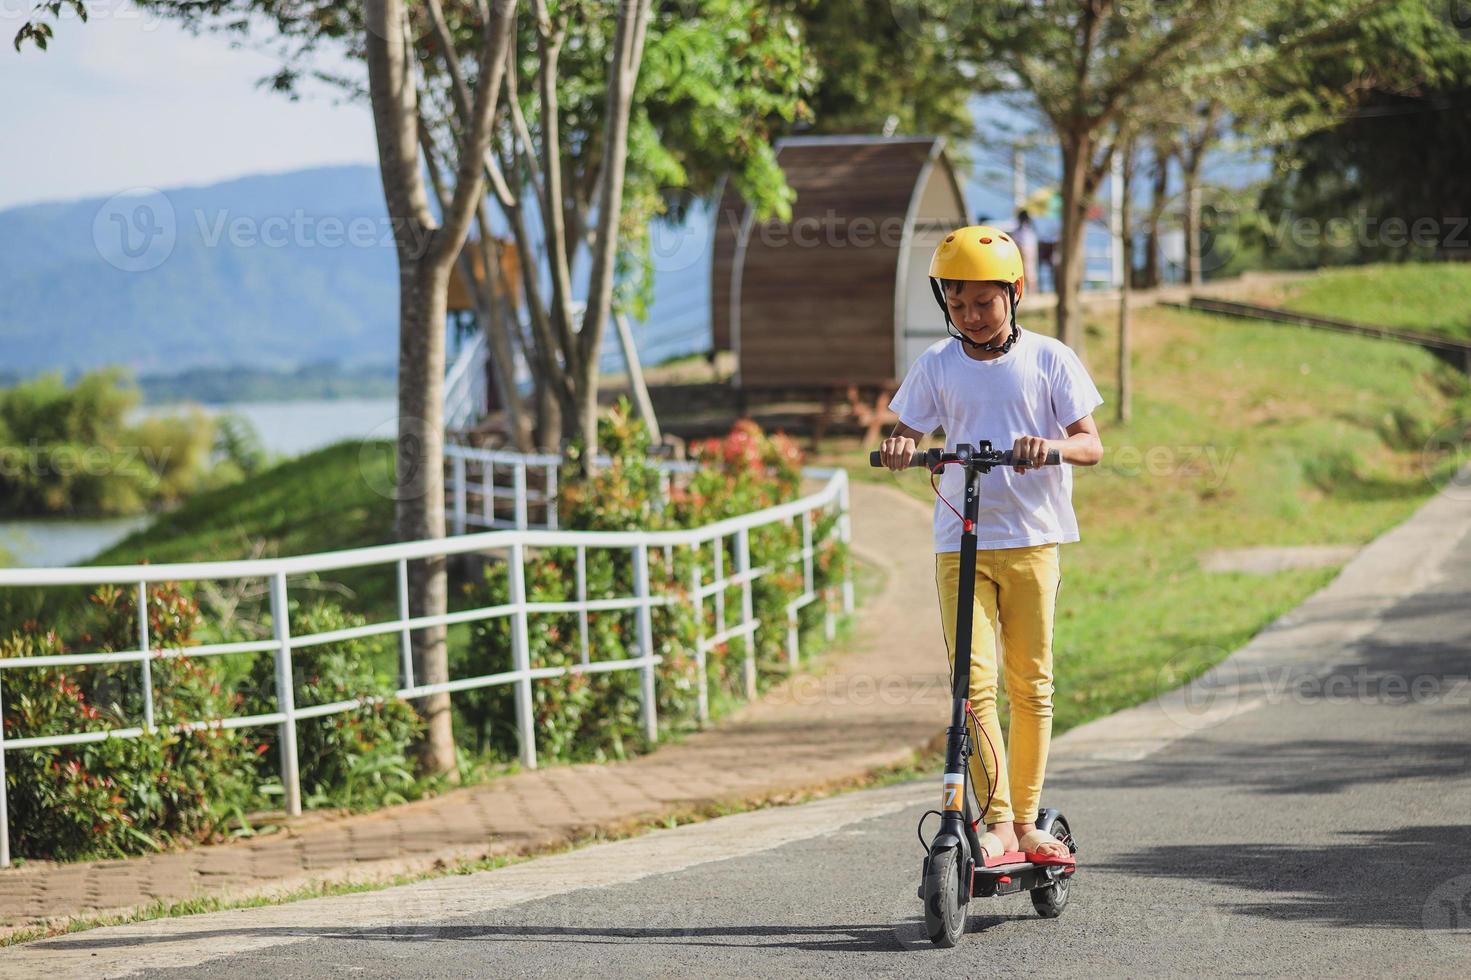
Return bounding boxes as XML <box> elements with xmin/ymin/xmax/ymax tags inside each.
<box><xmin>8</xmin><ymin>494</ymin><xmax>1471</xmax><ymax>978</ymax></box>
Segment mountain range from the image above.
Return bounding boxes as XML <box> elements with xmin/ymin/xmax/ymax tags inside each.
<box><xmin>0</xmin><ymin>166</ymin><xmax>399</xmax><ymax>377</ymax></box>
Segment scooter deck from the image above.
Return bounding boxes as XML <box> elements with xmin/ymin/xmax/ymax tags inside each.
<box><xmin>981</xmin><ymin>850</ymin><xmax>1029</xmax><ymax>867</ymax></box>
<box><xmin>971</xmin><ymin>857</ymin><xmax>1075</xmax><ymax>899</ymax></box>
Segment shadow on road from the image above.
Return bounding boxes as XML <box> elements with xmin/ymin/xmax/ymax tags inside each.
<box><xmin>1060</xmin><ymin>734</ymin><xmax>1471</xmax><ymax>797</ymax></box>
<box><xmin>1093</xmin><ymin>823</ymin><xmax>1471</xmax><ymax>931</ymax></box>
<box><xmin>34</xmin><ymin>920</ymin><xmax>988</xmax><ymax>954</ymax></box>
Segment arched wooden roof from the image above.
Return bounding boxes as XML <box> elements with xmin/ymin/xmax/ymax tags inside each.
<box><xmin>712</xmin><ymin>136</ymin><xmax>968</xmax><ymax>387</ymax></box>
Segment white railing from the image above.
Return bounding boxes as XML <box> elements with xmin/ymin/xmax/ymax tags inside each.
<box><xmin>443</xmin><ymin>445</ymin><xmax>700</xmax><ymax>532</ymax></box>
<box><xmin>0</xmin><ymin>459</ymin><xmax>853</xmax><ymax>869</ymax></box>
<box><xmin>444</xmin><ymin>330</ymin><xmax>490</xmax><ymax>432</ymax></box>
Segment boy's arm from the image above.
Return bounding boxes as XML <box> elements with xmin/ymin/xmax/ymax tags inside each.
<box><xmin>879</xmin><ymin>421</ymin><xmax>929</xmax><ymax>471</ymax></box>
<box><xmin>1011</xmin><ymin>415</ymin><xmax>1103</xmax><ymax>474</ymax></box>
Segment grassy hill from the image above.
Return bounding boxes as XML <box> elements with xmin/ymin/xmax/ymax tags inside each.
<box><xmin>92</xmin><ymin>440</ymin><xmax>396</xmax><ymax>567</ymax></box>
<box><xmin>1272</xmin><ymin>262</ymin><xmax>1471</xmax><ymax>339</ymax></box>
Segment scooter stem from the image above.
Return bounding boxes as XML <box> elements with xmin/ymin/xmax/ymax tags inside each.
<box><xmin>940</xmin><ymin>446</ymin><xmax>985</xmax><ymax>846</ymax></box>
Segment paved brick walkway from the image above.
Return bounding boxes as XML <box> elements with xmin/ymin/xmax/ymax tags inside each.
<box><xmin>0</xmin><ymin>479</ymin><xmax>949</xmax><ymax>936</ymax></box>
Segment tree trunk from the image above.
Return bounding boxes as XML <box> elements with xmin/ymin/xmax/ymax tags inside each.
<box><xmin>365</xmin><ymin>0</ymin><xmax>512</xmax><ymax>775</ymax></box>
<box><xmin>1184</xmin><ymin>166</ymin><xmax>1203</xmax><ymax>288</ymax></box>
<box><xmin>1117</xmin><ymin>140</ymin><xmax>1134</xmax><ymax>424</ymax></box>
<box><xmin>570</xmin><ymin>0</ymin><xmax>653</xmax><ymax>471</ymax></box>
<box><xmin>396</xmin><ymin>262</ymin><xmax>455</xmax><ymax>773</ymax></box>
<box><xmin>472</xmin><ymin>210</ymin><xmax>532</xmax><ymax>452</ymax></box>
<box><xmin>1055</xmin><ymin>128</ymin><xmax>1092</xmax><ymax>357</ymax></box>
<box><xmin>535</xmin><ymin>375</ymin><xmax>562</xmax><ymax>452</ymax></box>
<box><xmin>1143</xmin><ymin>150</ymin><xmax>1169</xmax><ymax>289</ymax></box>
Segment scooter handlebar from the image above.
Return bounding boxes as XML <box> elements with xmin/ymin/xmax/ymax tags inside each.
<box><xmin>868</xmin><ymin>448</ymin><xmax>1062</xmax><ymax>469</ymax></box>
<box><xmin>868</xmin><ymin>450</ymin><xmax>935</xmax><ymax>468</ymax></box>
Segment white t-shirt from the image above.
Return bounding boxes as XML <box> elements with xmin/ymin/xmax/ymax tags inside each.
<box><xmin>888</xmin><ymin>332</ymin><xmax>1103</xmax><ymax>553</ymax></box>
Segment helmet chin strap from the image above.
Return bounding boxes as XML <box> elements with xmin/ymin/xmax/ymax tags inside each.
<box><xmin>931</xmin><ymin>280</ymin><xmax>1021</xmax><ymax>353</ymax></box>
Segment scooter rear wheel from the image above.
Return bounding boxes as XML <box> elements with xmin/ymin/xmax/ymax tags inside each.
<box><xmin>1030</xmin><ymin>814</ymin><xmax>1073</xmax><ymax>918</ymax></box>
<box><xmin>923</xmin><ymin>846</ymin><xmax>966</xmax><ymax>947</ymax></box>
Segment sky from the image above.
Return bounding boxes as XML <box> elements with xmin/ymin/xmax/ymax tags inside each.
<box><xmin>0</xmin><ymin>2</ymin><xmax>378</xmax><ymax>211</ymax></box>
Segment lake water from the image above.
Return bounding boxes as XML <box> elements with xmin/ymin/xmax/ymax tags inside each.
<box><xmin>2</xmin><ymin>398</ymin><xmax>400</xmax><ymax>568</ymax></box>
<box><xmin>0</xmin><ymin>514</ymin><xmax>154</xmax><ymax>569</ymax></box>
<box><xmin>137</xmin><ymin>397</ymin><xmax>400</xmax><ymax>458</ymax></box>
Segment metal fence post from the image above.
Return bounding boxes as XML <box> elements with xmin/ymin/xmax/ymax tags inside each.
<box><xmin>575</xmin><ymin>546</ymin><xmax>590</xmax><ymax>665</ymax></box>
<box><xmin>838</xmin><ymin>475</ymin><xmax>854</xmax><ymax>614</ymax></box>
<box><xmin>801</xmin><ymin>510</ymin><xmax>815</xmax><ymax>595</ymax></box>
<box><xmin>514</xmin><ymin>463</ymin><xmax>529</xmax><ymax>530</ymax></box>
<box><xmin>632</xmin><ymin>544</ymin><xmax>659</xmax><ymax>743</ymax></box>
<box><xmin>483</xmin><ymin>461</ymin><xmax>495</xmax><ymax>528</ymax></box>
<box><xmin>735</xmin><ymin>528</ymin><xmax>756</xmax><ymax>699</ymax></box>
<box><xmin>690</xmin><ymin>555</ymin><xmax>709</xmax><ymax>726</ymax></box>
<box><xmin>396</xmin><ymin>558</ymin><xmax>415</xmax><ymax>689</ymax></box>
<box><xmin>508</xmin><ymin>543</ymin><xmax>537</xmax><ymax>770</ymax></box>
<box><xmin>1</xmin><ymin>672</ymin><xmax>10</xmax><ymax>868</ymax></box>
<box><xmin>452</xmin><ymin>453</ymin><xmax>467</xmax><ymax>536</ymax></box>
<box><xmin>136</xmin><ymin>580</ymin><xmax>155</xmax><ymax>733</ymax></box>
<box><xmin>269</xmin><ymin>571</ymin><xmax>302</xmax><ymax>816</ymax></box>
<box><xmin>786</xmin><ymin>606</ymin><xmax>800</xmax><ymax>671</ymax></box>
<box><xmin>712</xmin><ymin>537</ymin><xmax>725</xmax><ymax>634</ymax></box>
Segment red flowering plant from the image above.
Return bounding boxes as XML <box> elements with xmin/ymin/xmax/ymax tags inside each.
<box><xmin>680</xmin><ymin>420</ymin><xmax>842</xmax><ymax>684</ymax></box>
<box><xmin>456</xmin><ymin>404</ymin><xmax>669</xmax><ymax>764</ymax></box>
<box><xmin>1</xmin><ymin>584</ymin><xmax>256</xmax><ymax>860</ymax></box>
<box><xmin>453</xmin><ymin>408</ymin><xmax>845</xmax><ymax>767</ymax></box>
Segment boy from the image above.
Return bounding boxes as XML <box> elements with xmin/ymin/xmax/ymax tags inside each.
<box><xmin>879</xmin><ymin>225</ymin><xmax>1102</xmax><ymax>864</ymax></box>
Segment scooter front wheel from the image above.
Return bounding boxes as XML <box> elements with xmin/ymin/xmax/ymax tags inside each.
<box><xmin>922</xmin><ymin>846</ymin><xmax>966</xmax><ymax>947</ymax></box>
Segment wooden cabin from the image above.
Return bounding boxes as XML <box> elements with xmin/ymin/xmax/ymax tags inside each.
<box><xmin>712</xmin><ymin>135</ymin><xmax>970</xmax><ymax>388</ymax></box>
<box><xmin>447</xmin><ymin>237</ymin><xmax>523</xmax><ymax>313</ymax></box>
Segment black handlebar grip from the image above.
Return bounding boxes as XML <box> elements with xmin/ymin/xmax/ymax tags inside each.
<box><xmin>999</xmin><ymin>449</ymin><xmax>1063</xmax><ymax>467</ymax></box>
<box><xmin>868</xmin><ymin>449</ymin><xmax>938</xmax><ymax>468</ymax></box>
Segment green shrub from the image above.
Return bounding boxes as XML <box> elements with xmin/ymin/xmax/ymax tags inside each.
<box><xmin>452</xmin><ymin>407</ymin><xmax>846</xmax><ymax>767</ymax></box>
<box><xmin>243</xmin><ymin>603</ymin><xmax>424</xmax><ymax>810</ymax></box>
<box><xmin>1</xmin><ymin>583</ymin><xmax>256</xmax><ymax>860</ymax></box>
<box><xmin>0</xmin><ymin>368</ymin><xmax>220</xmax><ymax>517</ymax></box>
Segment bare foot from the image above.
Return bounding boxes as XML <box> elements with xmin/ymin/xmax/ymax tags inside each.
<box><xmin>1013</xmin><ymin>820</ymin><xmax>1070</xmax><ymax>859</ymax></box>
<box><xmin>986</xmin><ymin>823</ymin><xmax>1021</xmax><ymax>853</ymax></box>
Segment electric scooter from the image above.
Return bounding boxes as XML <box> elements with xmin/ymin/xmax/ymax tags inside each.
<box><xmin>869</xmin><ymin>442</ymin><xmax>1078</xmax><ymax>947</ymax></box>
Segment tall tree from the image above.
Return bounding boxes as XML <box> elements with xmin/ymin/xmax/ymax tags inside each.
<box><xmin>1114</xmin><ymin>132</ymin><xmax>1137</xmax><ymax>423</ymax></box>
<box><xmin>457</xmin><ymin>0</ymin><xmax>810</xmax><ymax>459</ymax></box>
<box><xmin>366</xmin><ymin>0</ymin><xmax>513</xmax><ymax>775</ymax></box>
<box><xmin>17</xmin><ymin>0</ymin><xmax>515</xmax><ymax>776</ymax></box>
<box><xmin>1248</xmin><ymin>0</ymin><xmax>1471</xmax><ymax>265</ymax></box>
<box><xmin>966</xmin><ymin>0</ymin><xmax>1389</xmax><ymax>358</ymax></box>
<box><xmin>784</xmin><ymin>0</ymin><xmax>984</xmax><ymax>148</ymax></box>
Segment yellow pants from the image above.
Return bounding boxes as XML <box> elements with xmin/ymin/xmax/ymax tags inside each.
<box><xmin>934</xmin><ymin>544</ymin><xmax>1061</xmax><ymax>827</ymax></box>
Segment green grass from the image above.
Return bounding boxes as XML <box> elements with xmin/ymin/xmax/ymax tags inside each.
<box><xmin>1275</xmin><ymin>262</ymin><xmax>1471</xmax><ymax>340</ymax></box>
<box><xmin>92</xmin><ymin>439</ymin><xmax>396</xmax><ymax>566</ymax></box>
<box><xmin>823</xmin><ymin>292</ymin><xmax>1471</xmax><ymax>736</ymax></box>
<box><xmin>0</xmin><ymin>439</ymin><xmax>398</xmax><ymax>638</ymax></box>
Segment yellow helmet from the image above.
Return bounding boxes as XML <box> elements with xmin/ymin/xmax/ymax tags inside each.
<box><xmin>928</xmin><ymin>224</ymin><xmax>1026</xmax><ymax>304</ymax></box>
<box><xmin>928</xmin><ymin>224</ymin><xmax>1026</xmax><ymax>352</ymax></box>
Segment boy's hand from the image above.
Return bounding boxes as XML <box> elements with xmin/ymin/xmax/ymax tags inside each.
<box><xmin>1011</xmin><ymin>435</ymin><xmax>1051</xmax><ymax>474</ymax></box>
<box><xmin>880</xmin><ymin>435</ymin><xmax>918</xmax><ymax>471</ymax></box>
